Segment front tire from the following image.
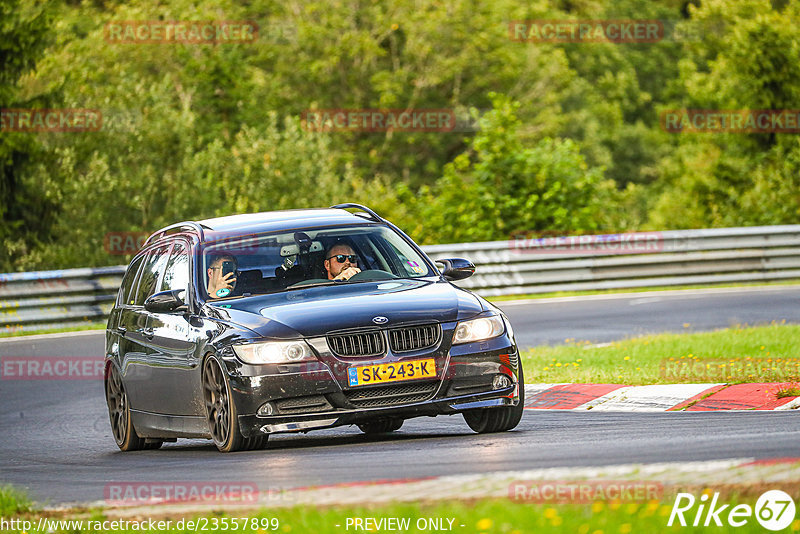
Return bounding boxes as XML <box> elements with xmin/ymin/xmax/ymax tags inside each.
<box><xmin>463</xmin><ymin>365</ymin><xmax>525</xmax><ymax>433</ymax></box>
<box><xmin>106</xmin><ymin>364</ymin><xmax>161</xmax><ymax>451</ymax></box>
<box><xmin>203</xmin><ymin>356</ymin><xmax>266</xmax><ymax>452</ymax></box>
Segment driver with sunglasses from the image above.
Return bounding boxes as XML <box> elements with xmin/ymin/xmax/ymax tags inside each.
<box><xmin>323</xmin><ymin>243</ymin><xmax>361</xmax><ymax>281</ymax></box>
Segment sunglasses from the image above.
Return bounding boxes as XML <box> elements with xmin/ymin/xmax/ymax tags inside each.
<box><xmin>327</xmin><ymin>254</ymin><xmax>358</xmax><ymax>263</ymax></box>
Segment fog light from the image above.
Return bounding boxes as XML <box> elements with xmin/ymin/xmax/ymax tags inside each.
<box><xmin>258</xmin><ymin>402</ymin><xmax>275</xmax><ymax>416</ymax></box>
<box><xmin>492</xmin><ymin>375</ymin><xmax>512</xmax><ymax>390</ymax></box>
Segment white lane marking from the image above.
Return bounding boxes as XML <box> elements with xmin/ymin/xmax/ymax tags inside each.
<box><xmin>0</xmin><ymin>329</ymin><xmax>104</xmax><ymax>343</ymax></box>
<box><xmin>775</xmin><ymin>397</ymin><xmax>800</xmax><ymax>410</ymax></box>
<box><xmin>523</xmin><ymin>383</ymin><xmax>566</xmax><ymax>395</ymax></box>
<box><xmin>575</xmin><ymin>386</ymin><xmax>634</xmax><ymax>410</ymax></box>
<box><xmin>629</xmin><ymin>297</ymin><xmax>663</xmax><ymax>305</ymax></box>
<box><xmin>522</xmin><ymin>383</ymin><xmax>568</xmax><ymax>407</ymax></box>
<box><xmin>496</xmin><ymin>284</ymin><xmax>800</xmax><ymax>306</ymax></box>
<box><xmin>580</xmin><ymin>383</ymin><xmax>726</xmax><ymax>411</ymax></box>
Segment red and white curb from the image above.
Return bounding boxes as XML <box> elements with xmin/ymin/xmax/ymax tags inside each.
<box><xmin>101</xmin><ymin>458</ymin><xmax>800</xmax><ymax>515</ymax></box>
<box><xmin>523</xmin><ymin>383</ymin><xmax>800</xmax><ymax>411</ymax></box>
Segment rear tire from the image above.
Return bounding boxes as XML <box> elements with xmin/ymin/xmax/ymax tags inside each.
<box><xmin>463</xmin><ymin>365</ymin><xmax>525</xmax><ymax>433</ymax></box>
<box><xmin>358</xmin><ymin>418</ymin><xmax>404</xmax><ymax>434</ymax></box>
<box><xmin>106</xmin><ymin>364</ymin><xmax>160</xmax><ymax>451</ymax></box>
<box><xmin>203</xmin><ymin>356</ymin><xmax>267</xmax><ymax>452</ymax></box>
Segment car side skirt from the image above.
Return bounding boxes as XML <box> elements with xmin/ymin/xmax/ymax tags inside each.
<box><xmin>130</xmin><ymin>409</ymin><xmax>211</xmax><ymax>439</ymax></box>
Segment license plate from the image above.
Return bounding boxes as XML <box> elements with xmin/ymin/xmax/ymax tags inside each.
<box><xmin>348</xmin><ymin>358</ymin><xmax>436</xmax><ymax>387</ymax></box>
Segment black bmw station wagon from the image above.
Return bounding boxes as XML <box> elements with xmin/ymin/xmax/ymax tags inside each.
<box><xmin>105</xmin><ymin>204</ymin><xmax>524</xmax><ymax>452</ymax></box>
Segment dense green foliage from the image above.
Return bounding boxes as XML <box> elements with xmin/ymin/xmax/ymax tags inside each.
<box><xmin>1</xmin><ymin>0</ymin><xmax>57</xmax><ymax>269</ymax></box>
<box><xmin>1</xmin><ymin>0</ymin><xmax>798</xmax><ymax>271</ymax></box>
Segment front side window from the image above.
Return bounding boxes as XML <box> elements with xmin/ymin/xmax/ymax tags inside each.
<box><xmin>118</xmin><ymin>255</ymin><xmax>144</xmax><ymax>306</ymax></box>
<box><xmin>200</xmin><ymin>225</ymin><xmax>434</xmax><ymax>299</ymax></box>
<box><xmin>160</xmin><ymin>241</ymin><xmax>190</xmax><ymax>294</ymax></box>
<box><xmin>133</xmin><ymin>245</ymin><xmax>170</xmax><ymax>306</ymax></box>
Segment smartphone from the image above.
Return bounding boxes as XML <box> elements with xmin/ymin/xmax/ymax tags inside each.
<box><xmin>222</xmin><ymin>260</ymin><xmax>236</xmax><ymax>278</ymax></box>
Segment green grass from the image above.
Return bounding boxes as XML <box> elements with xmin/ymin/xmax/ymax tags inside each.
<box><xmin>486</xmin><ymin>279</ymin><xmax>800</xmax><ymax>302</ymax></box>
<box><xmin>777</xmin><ymin>385</ymin><xmax>800</xmax><ymax>398</ymax></box>
<box><xmin>521</xmin><ymin>323</ymin><xmax>800</xmax><ymax>385</ymax></box>
<box><xmin>4</xmin><ymin>490</ymin><xmax>799</xmax><ymax>533</ymax></box>
<box><xmin>0</xmin><ymin>485</ymin><xmax>33</xmax><ymax>516</ymax></box>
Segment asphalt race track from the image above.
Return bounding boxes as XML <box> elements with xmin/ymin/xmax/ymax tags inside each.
<box><xmin>1</xmin><ymin>286</ymin><xmax>798</xmax><ymax>506</ymax></box>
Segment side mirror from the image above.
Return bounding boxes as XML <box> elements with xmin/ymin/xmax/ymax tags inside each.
<box><xmin>437</xmin><ymin>258</ymin><xmax>475</xmax><ymax>281</ymax></box>
<box><xmin>144</xmin><ymin>289</ymin><xmax>187</xmax><ymax>313</ymax></box>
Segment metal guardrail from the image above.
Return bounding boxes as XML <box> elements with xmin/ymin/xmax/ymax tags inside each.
<box><xmin>2</xmin><ymin>225</ymin><xmax>799</xmax><ymax>333</ymax></box>
<box><xmin>0</xmin><ymin>266</ymin><xmax>125</xmax><ymax>333</ymax></box>
<box><xmin>423</xmin><ymin>225</ymin><xmax>800</xmax><ymax>297</ymax></box>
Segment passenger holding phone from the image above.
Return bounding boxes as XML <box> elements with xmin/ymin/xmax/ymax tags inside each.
<box><xmin>207</xmin><ymin>254</ymin><xmax>238</xmax><ymax>298</ymax></box>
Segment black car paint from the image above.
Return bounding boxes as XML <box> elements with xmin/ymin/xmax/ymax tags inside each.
<box><xmin>208</xmin><ymin>278</ymin><xmax>484</xmax><ymax>337</ymax></box>
<box><xmin>105</xmin><ymin>208</ymin><xmax>522</xmax><ymax>444</ymax></box>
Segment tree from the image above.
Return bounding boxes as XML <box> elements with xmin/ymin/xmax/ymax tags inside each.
<box><xmin>409</xmin><ymin>94</ymin><xmax>618</xmax><ymax>244</ymax></box>
<box><xmin>650</xmin><ymin>0</ymin><xmax>800</xmax><ymax>228</ymax></box>
<box><xmin>0</xmin><ymin>0</ymin><xmax>56</xmax><ymax>271</ymax></box>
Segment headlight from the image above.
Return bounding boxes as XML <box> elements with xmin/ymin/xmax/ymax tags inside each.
<box><xmin>233</xmin><ymin>340</ymin><xmax>316</xmax><ymax>364</ymax></box>
<box><xmin>452</xmin><ymin>315</ymin><xmax>505</xmax><ymax>344</ymax></box>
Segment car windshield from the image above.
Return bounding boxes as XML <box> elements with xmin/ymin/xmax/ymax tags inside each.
<box><xmin>200</xmin><ymin>224</ymin><xmax>434</xmax><ymax>300</ymax></box>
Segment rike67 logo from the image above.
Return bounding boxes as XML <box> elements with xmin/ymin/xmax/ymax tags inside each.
<box><xmin>668</xmin><ymin>490</ymin><xmax>796</xmax><ymax>531</ymax></box>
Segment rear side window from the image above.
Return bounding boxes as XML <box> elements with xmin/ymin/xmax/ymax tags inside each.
<box><xmin>133</xmin><ymin>245</ymin><xmax>170</xmax><ymax>306</ymax></box>
<box><xmin>118</xmin><ymin>255</ymin><xmax>144</xmax><ymax>306</ymax></box>
<box><xmin>160</xmin><ymin>242</ymin><xmax>190</xmax><ymax>294</ymax></box>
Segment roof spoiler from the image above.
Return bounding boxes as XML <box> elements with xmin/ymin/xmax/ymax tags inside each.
<box><xmin>330</xmin><ymin>203</ymin><xmax>386</xmax><ymax>223</ymax></box>
<box><xmin>143</xmin><ymin>221</ymin><xmax>206</xmax><ymax>246</ymax></box>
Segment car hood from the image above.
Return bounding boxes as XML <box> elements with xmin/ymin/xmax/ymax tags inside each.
<box><xmin>204</xmin><ymin>278</ymin><xmax>485</xmax><ymax>339</ymax></box>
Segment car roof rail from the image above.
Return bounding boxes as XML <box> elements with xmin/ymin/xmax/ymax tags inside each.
<box><xmin>143</xmin><ymin>221</ymin><xmax>206</xmax><ymax>246</ymax></box>
<box><xmin>330</xmin><ymin>203</ymin><xmax>386</xmax><ymax>223</ymax></box>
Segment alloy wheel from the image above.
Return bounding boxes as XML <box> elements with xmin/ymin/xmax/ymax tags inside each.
<box><xmin>203</xmin><ymin>358</ymin><xmax>231</xmax><ymax>445</ymax></box>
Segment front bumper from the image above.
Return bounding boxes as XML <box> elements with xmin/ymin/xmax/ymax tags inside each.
<box><xmin>239</xmin><ymin>387</ymin><xmax>517</xmax><ymax>436</ymax></box>
<box><xmin>224</xmin><ymin>329</ymin><xmax>521</xmax><ymax>438</ymax></box>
